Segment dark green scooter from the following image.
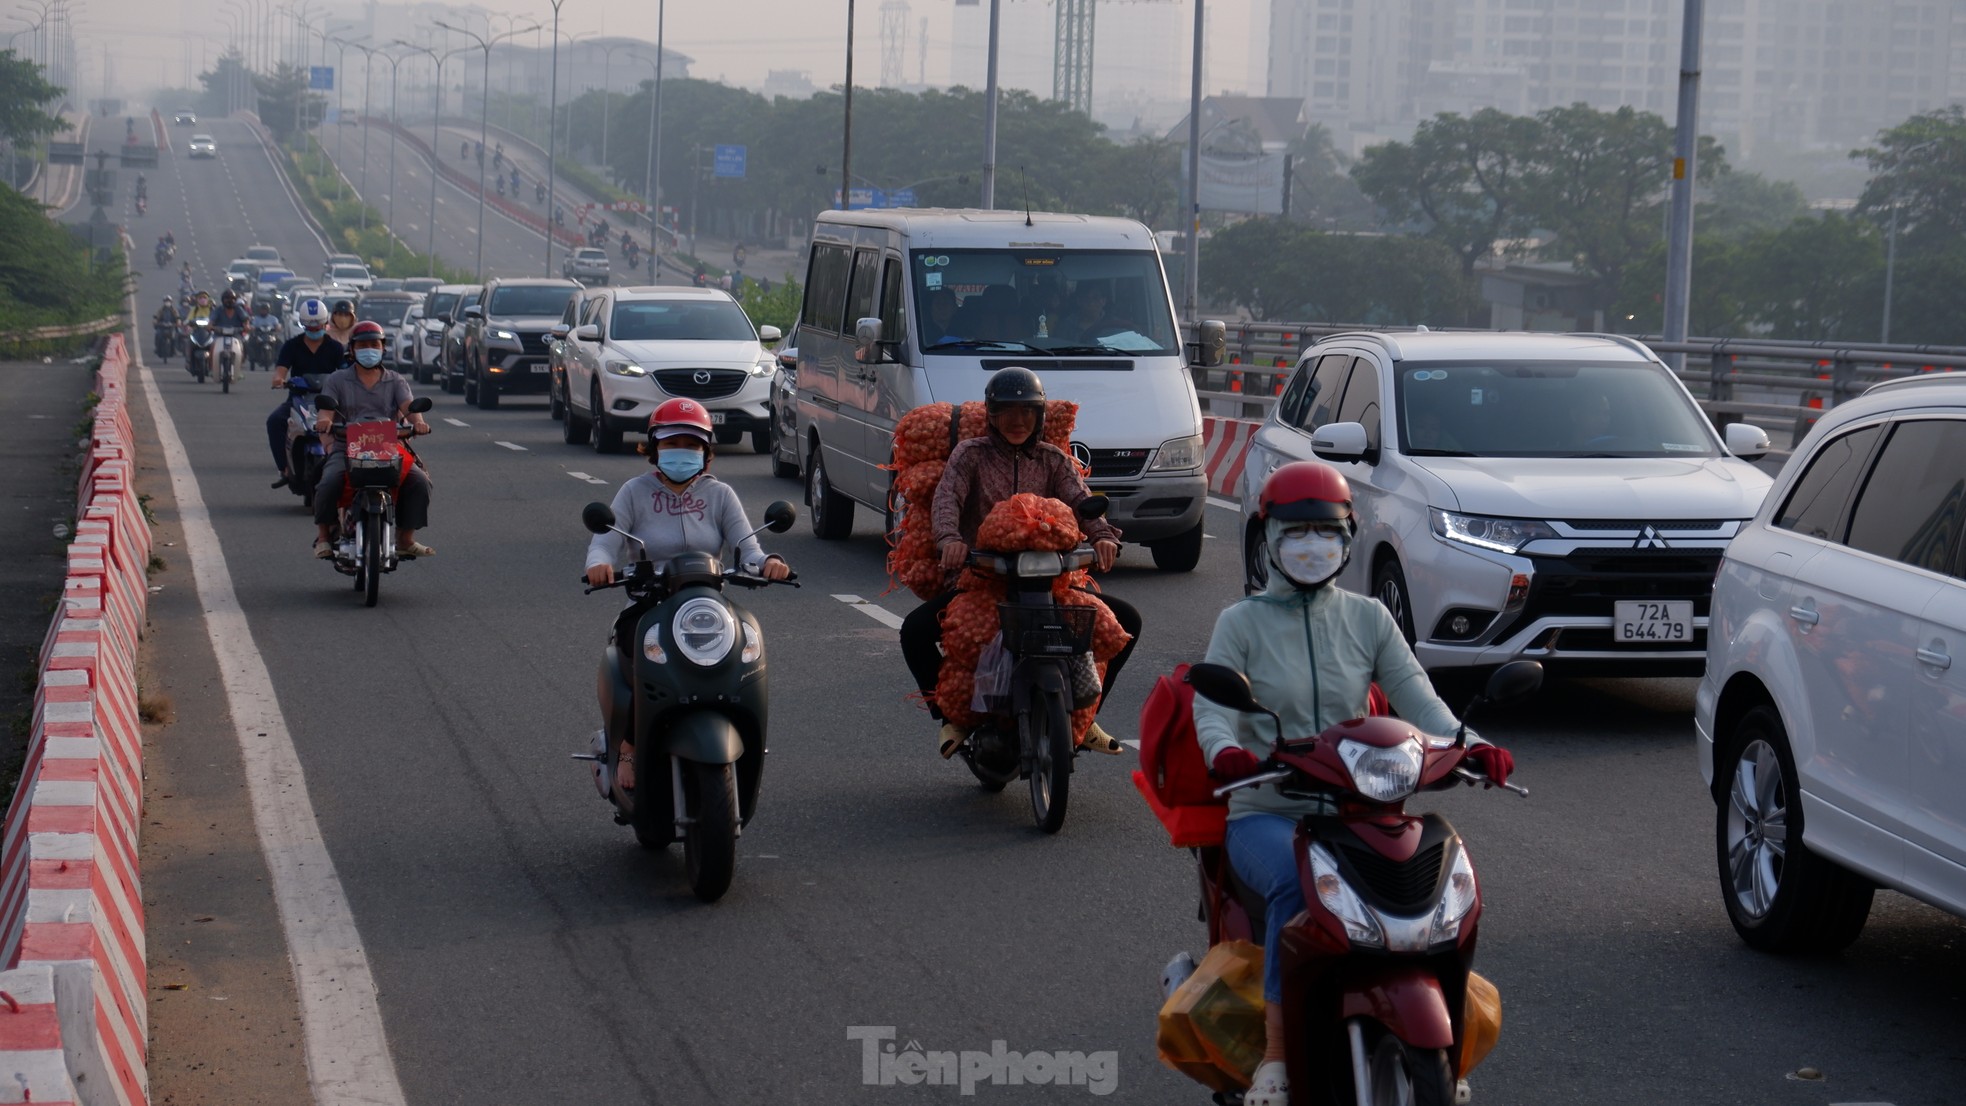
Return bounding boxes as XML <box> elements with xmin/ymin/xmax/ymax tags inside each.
<box><xmin>577</xmin><ymin>499</ymin><xmax>798</xmax><ymax>902</ymax></box>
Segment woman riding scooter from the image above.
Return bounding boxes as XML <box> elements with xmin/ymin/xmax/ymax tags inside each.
<box><xmin>1194</xmin><ymin>461</ymin><xmax>1515</xmax><ymax>1106</ymax></box>
<box><xmin>583</xmin><ymin>398</ymin><xmax>793</xmax><ymax>790</ymax></box>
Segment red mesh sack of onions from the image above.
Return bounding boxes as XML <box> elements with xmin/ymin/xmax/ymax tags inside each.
<box><xmin>957</xmin><ymin>400</ymin><xmax>990</xmax><ymax>441</ymax></box>
<box><xmin>893</xmin><ymin>459</ymin><xmax>945</xmax><ymax>507</ymax></box>
<box><xmin>976</xmin><ymin>493</ymin><xmax>1082</xmax><ymax>553</ymax></box>
<box><xmin>1054</xmin><ymin>586</ymin><xmax>1131</xmax><ymax>661</ymax></box>
<box><xmin>1044</xmin><ymin>400</ymin><xmax>1077</xmax><ymax>453</ymax></box>
<box><xmin>934</xmin><ymin>585</ymin><xmax>1004</xmax><ymax>727</ymax></box>
<box><xmin>893</xmin><ymin>402</ymin><xmax>957</xmax><ymax>468</ymax></box>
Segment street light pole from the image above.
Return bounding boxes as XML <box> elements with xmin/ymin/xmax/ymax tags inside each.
<box><xmin>1660</xmin><ymin>0</ymin><xmax>1703</xmax><ymax>368</ymax></box>
<box><xmin>842</xmin><ymin>0</ymin><xmax>853</xmax><ymax>212</ymax></box>
<box><xmin>338</xmin><ymin>37</ymin><xmax>377</xmax><ymax>230</ymax></box>
<box><xmin>396</xmin><ymin>41</ymin><xmax>449</xmax><ymax>275</ymax></box>
<box><xmin>434</xmin><ymin>20</ymin><xmax>534</xmax><ymax>280</ymax></box>
<box><xmin>542</xmin><ymin>0</ymin><xmax>572</xmax><ymax>278</ymax></box>
<box><xmin>1183</xmin><ymin>0</ymin><xmax>1203</xmax><ymax>324</ymax></box>
<box><xmin>381</xmin><ymin>48</ymin><xmax>408</xmax><ymax>260</ymax></box>
<box><xmin>981</xmin><ymin>0</ymin><xmax>999</xmax><ymax>208</ymax></box>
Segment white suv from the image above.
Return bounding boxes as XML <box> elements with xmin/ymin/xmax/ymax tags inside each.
<box><xmin>1236</xmin><ymin>330</ymin><xmax>1774</xmax><ymax>676</ymax></box>
<box><xmin>559</xmin><ymin>286</ymin><xmax>780</xmax><ymax>454</ymax></box>
<box><xmin>1697</xmin><ymin>373</ymin><xmax>1966</xmax><ymax>952</ymax></box>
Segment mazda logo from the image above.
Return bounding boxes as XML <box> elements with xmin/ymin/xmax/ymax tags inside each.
<box><xmin>693</xmin><ymin>370</ymin><xmax>712</xmax><ymax>385</ymax></box>
<box><xmin>1633</xmin><ymin>525</ymin><xmax>1670</xmax><ymax>550</ymax></box>
<box><xmin>1071</xmin><ymin>442</ymin><xmax>1093</xmax><ymax>470</ymax></box>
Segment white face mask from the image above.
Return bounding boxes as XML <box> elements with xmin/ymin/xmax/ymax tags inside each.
<box><xmin>1275</xmin><ymin>531</ymin><xmax>1348</xmax><ymax>587</ymax></box>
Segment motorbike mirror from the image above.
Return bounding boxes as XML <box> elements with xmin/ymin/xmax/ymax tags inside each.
<box><xmin>407</xmin><ymin>397</ymin><xmax>434</xmax><ymax>414</ymax></box>
<box><xmin>1483</xmin><ymin>659</ymin><xmax>1543</xmax><ymax>707</ymax></box>
<box><xmin>762</xmin><ymin>500</ymin><xmax>797</xmax><ymax>533</ymax></box>
<box><xmin>581</xmin><ymin>501</ymin><xmax>617</xmax><ymax>535</ymax></box>
<box><xmin>1075</xmin><ymin>495</ymin><xmax>1110</xmax><ymax>522</ymax></box>
<box><xmin>1186</xmin><ymin>663</ymin><xmax>1264</xmax><ymax>714</ymax></box>
<box><xmin>313</xmin><ymin>394</ymin><xmax>339</xmax><ymax>412</ymax></box>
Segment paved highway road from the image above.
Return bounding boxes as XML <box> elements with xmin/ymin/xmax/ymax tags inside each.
<box><xmin>78</xmin><ymin>114</ymin><xmax>1966</xmax><ymax>1105</ymax></box>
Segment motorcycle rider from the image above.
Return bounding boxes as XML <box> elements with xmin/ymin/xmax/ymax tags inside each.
<box><xmin>325</xmin><ymin>299</ymin><xmax>358</xmax><ymax>346</ymax></box>
<box><xmin>249</xmin><ymin>298</ymin><xmax>282</xmax><ymax>369</ymax></box>
<box><xmin>584</xmin><ymin>398</ymin><xmax>792</xmax><ymax>788</ymax></box>
<box><xmin>1193</xmin><ymin>460</ymin><xmax>1516</xmax><ymax>1106</ymax></box>
<box><xmin>152</xmin><ymin>296</ymin><xmax>179</xmax><ymax>357</ymax></box>
<box><xmin>269</xmin><ymin>298</ymin><xmax>345</xmax><ymax>483</ymax></box>
<box><xmin>312</xmin><ymin>320</ymin><xmax>434</xmax><ymax>560</ymax></box>
<box><xmin>184</xmin><ymin>289</ymin><xmax>213</xmax><ymax>324</ymax></box>
<box><xmin>900</xmin><ymin>366</ymin><xmax>1138</xmax><ymax>758</ymax></box>
<box><xmin>535</xmin><ymin>180</ymin><xmax>546</xmax><ymax>203</ymax></box>
<box><xmin>209</xmin><ymin>290</ymin><xmax>252</xmax><ymax>373</ymax></box>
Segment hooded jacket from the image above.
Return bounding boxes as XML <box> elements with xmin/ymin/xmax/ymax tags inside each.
<box><xmin>1194</xmin><ymin>519</ymin><xmax>1468</xmax><ymax>820</ymax></box>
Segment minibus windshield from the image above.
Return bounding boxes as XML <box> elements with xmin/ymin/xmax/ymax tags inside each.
<box><xmin>911</xmin><ymin>249</ymin><xmax>1178</xmax><ymax>357</ymax></box>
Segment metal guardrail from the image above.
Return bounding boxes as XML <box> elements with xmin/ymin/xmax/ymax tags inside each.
<box><xmin>0</xmin><ymin>314</ymin><xmax>124</xmax><ymax>345</ymax></box>
<box><xmin>1182</xmin><ymin>321</ymin><xmax>1966</xmax><ymax>456</ymax></box>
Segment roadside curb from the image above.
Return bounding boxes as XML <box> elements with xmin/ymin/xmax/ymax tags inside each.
<box><xmin>0</xmin><ymin>333</ymin><xmax>152</xmax><ymax>1106</ymax></box>
<box><xmin>1201</xmin><ymin>416</ymin><xmax>1259</xmax><ymax>500</ymax></box>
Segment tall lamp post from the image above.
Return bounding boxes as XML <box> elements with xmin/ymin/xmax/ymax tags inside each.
<box><xmin>841</xmin><ymin>0</ymin><xmax>853</xmax><ymax>211</ymax></box>
<box><xmin>597</xmin><ymin>40</ymin><xmax>640</xmax><ymax>176</ymax></box>
<box><xmin>540</xmin><ymin>0</ymin><xmax>573</xmax><ymax>278</ymax></box>
<box><xmin>1880</xmin><ymin>138</ymin><xmax>1939</xmax><ymax>346</ymax></box>
<box><xmin>337</xmin><ymin>36</ymin><xmax>378</xmax><ymax>229</ymax></box>
<box><xmin>378</xmin><ymin>46</ymin><xmax>411</xmax><ymax>260</ymax></box>
<box><xmin>434</xmin><ymin>19</ymin><xmax>534</xmax><ymax>280</ymax></box>
<box><xmin>395</xmin><ymin>41</ymin><xmax>461</xmax><ymax>276</ymax></box>
<box><xmin>630</xmin><ymin>46</ymin><xmax>662</xmax><ymax>283</ymax></box>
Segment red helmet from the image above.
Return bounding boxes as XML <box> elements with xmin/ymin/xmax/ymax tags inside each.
<box><xmin>648</xmin><ymin>397</ymin><xmax>713</xmax><ymax>443</ymax></box>
<box><xmin>1257</xmin><ymin>460</ymin><xmax>1353</xmax><ymax>524</ymax></box>
<box><xmin>348</xmin><ymin>320</ymin><xmax>387</xmax><ymax>345</ymax></box>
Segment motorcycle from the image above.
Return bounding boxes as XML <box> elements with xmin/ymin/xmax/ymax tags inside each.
<box><xmin>535</xmin><ymin>181</ymin><xmax>546</xmax><ymax>203</ymax></box>
<box><xmin>312</xmin><ymin>394</ymin><xmax>434</xmax><ymax>608</ymax></box>
<box><xmin>575</xmin><ymin>499</ymin><xmax>799</xmax><ymax>902</ymax></box>
<box><xmin>247</xmin><ymin>327</ymin><xmax>279</xmax><ymax>373</ymax></box>
<box><xmin>214</xmin><ymin>326</ymin><xmax>244</xmax><ymax>392</ymax></box>
<box><xmin>274</xmin><ymin>373</ymin><xmax>326</xmax><ymax>508</ymax></box>
<box><xmin>183</xmin><ymin>318</ymin><xmax>213</xmax><ymax>382</ymax></box>
<box><xmin>951</xmin><ymin>497</ymin><xmax>1113</xmax><ymax>834</ymax></box>
<box><xmin>1172</xmin><ymin>659</ymin><xmax>1541</xmax><ymax>1106</ymax></box>
<box><xmin>154</xmin><ymin>242</ymin><xmax>173</xmax><ymax>268</ymax></box>
<box><xmin>133</xmin><ymin>195</ymin><xmax>146</xmax><ymax>217</ymax></box>
<box><xmin>152</xmin><ymin>320</ymin><xmax>178</xmax><ymax>362</ymax></box>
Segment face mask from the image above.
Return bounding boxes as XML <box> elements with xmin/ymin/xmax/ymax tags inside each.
<box><xmin>304</xmin><ymin>325</ymin><xmax>323</xmax><ymax>336</ymax></box>
<box><xmin>656</xmin><ymin>448</ymin><xmax>705</xmax><ymax>482</ymax></box>
<box><xmin>1275</xmin><ymin>531</ymin><xmax>1348</xmax><ymax>588</ymax></box>
<box><xmin>353</xmin><ymin>348</ymin><xmax>384</xmax><ymax>368</ymax></box>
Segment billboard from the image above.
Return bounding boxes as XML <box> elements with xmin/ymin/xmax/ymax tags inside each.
<box><xmin>1199</xmin><ymin>151</ymin><xmax>1287</xmax><ymax>216</ymax></box>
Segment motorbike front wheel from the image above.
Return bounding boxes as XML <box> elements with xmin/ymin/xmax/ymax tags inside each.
<box><xmin>1352</xmin><ymin>1021</ymin><xmax>1456</xmax><ymax>1106</ymax></box>
<box><xmin>1024</xmin><ymin>685</ymin><xmax>1074</xmax><ymax>834</ymax></box>
<box><xmin>682</xmin><ymin>760</ymin><xmax>739</xmax><ymax>902</ymax></box>
<box><xmin>362</xmin><ymin>511</ymin><xmax>382</xmax><ymax>606</ymax></box>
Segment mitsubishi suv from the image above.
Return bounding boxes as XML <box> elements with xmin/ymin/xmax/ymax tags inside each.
<box><xmin>1236</xmin><ymin>330</ymin><xmax>1775</xmax><ymax>678</ymax></box>
<box><xmin>461</xmin><ymin>278</ymin><xmax>578</xmax><ymax>408</ymax></box>
<box><xmin>1698</xmin><ymin>372</ymin><xmax>1966</xmax><ymax>953</ymax></box>
<box><xmin>558</xmin><ymin>286</ymin><xmax>779</xmax><ymax>453</ymax></box>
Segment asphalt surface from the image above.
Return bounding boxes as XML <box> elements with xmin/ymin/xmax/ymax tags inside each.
<box><xmin>68</xmin><ymin>113</ymin><xmax>1966</xmax><ymax>1105</ymax></box>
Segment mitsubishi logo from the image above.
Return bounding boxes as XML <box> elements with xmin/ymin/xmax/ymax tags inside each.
<box><xmin>1071</xmin><ymin>442</ymin><xmax>1093</xmax><ymax>471</ymax></box>
<box><xmin>693</xmin><ymin>370</ymin><xmax>712</xmax><ymax>385</ymax></box>
<box><xmin>1634</xmin><ymin>525</ymin><xmax>1670</xmax><ymax>550</ymax></box>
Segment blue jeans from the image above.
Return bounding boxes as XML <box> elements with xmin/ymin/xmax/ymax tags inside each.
<box><xmin>267</xmin><ymin>403</ymin><xmax>290</xmax><ymax>473</ymax></box>
<box><xmin>1225</xmin><ymin>812</ymin><xmax>1306</xmax><ymax>1003</ymax></box>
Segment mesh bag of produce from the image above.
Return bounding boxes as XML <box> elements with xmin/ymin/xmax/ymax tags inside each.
<box><xmin>893</xmin><ymin>402</ymin><xmax>957</xmax><ymax>468</ymax></box>
<box><xmin>976</xmin><ymin>493</ymin><xmax>1082</xmax><ymax>553</ymax></box>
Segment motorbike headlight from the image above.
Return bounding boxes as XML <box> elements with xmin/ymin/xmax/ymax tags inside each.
<box><xmin>1014</xmin><ymin>551</ymin><xmax>1065</xmax><ymax>577</ymax></box>
<box><xmin>1337</xmin><ymin>736</ymin><xmax>1424</xmax><ymax>803</ymax></box>
<box><xmin>605</xmin><ymin>360</ymin><xmax>647</xmax><ymax>377</ymax></box>
<box><xmin>1148</xmin><ymin>433</ymin><xmax>1204</xmax><ymax>471</ymax></box>
<box><xmin>1309</xmin><ymin>842</ymin><xmax>1384</xmax><ymax>949</ymax></box>
<box><xmin>740</xmin><ymin>619</ymin><xmax>762</xmax><ymax>664</ymax></box>
<box><xmin>672</xmin><ymin>596</ymin><xmax>737</xmax><ymax>666</ymax></box>
<box><xmin>1430</xmin><ymin>509</ymin><xmax>1557</xmax><ymax>555</ymax></box>
<box><xmin>1426</xmin><ymin>843</ymin><xmax>1479</xmax><ymax>947</ymax></box>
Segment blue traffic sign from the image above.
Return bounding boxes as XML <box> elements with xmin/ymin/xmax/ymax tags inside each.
<box><xmin>713</xmin><ymin>144</ymin><xmax>747</xmax><ymax>179</ymax></box>
<box><xmin>309</xmin><ymin>66</ymin><xmax>334</xmax><ymax>90</ymax></box>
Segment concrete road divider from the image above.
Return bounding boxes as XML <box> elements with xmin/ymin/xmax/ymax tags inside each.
<box><xmin>0</xmin><ymin>333</ymin><xmax>152</xmax><ymax>1106</ymax></box>
<box><xmin>1201</xmin><ymin>416</ymin><xmax>1260</xmax><ymax>500</ymax></box>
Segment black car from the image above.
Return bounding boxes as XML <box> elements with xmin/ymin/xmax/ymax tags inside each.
<box><xmin>460</xmin><ymin>278</ymin><xmax>579</xmax><ymax>409</ymax></box>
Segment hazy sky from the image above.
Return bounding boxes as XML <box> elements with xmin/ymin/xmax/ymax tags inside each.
<box><xmin>68</xmin><ymin>0</ymin><xmax>1260</xmax><ymax>105</ymax></box>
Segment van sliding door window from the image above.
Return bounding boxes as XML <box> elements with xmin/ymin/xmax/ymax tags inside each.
<box><xmin>803</xmin><ymin>243</ymin><xmax>852</xmax><ymax>334</ymax></box>
<box><xmin>845</xmin><ymin>249</ymin><xmax>882</xmax><ymax>333</ymax></box>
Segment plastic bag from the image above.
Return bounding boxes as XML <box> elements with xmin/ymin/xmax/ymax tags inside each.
<box><xmin>971</xmin><ymin>632</ymin><xmax>1013</xmax><ymax>714</ymax></box>
<box><xmin>1156</xmin><ymin>940</ymin><xmax>1265</xmax><ymax>1093</ymax></box>
<box><xmin>1458</xmin><ymin>971</ymin><xmax>1502</xmax><ymax>1078</ymax></box>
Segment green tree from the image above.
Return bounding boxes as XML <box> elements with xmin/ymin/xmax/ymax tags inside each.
<box><xmin>1697</xmin><ymin>169</ymin><xmax>1808</xmax><ymax>241</ymax></box>
<box><xmin>1733</xmin><ymin>213</ymin><xmax>1882</xmax><ymax>342</ymax></box>
<box><xmin>195</xmin><ymin>52</ymin><xmax>253</xmax><ymax>118</ymax></box>
<box><xmin>1853</xmin><ymin>106</ymin><xmax>1966</xmax><ymax>249</ymax></box>
<box><xmin>1351</xmin><ymin>108</ymin><xmax>1542</xmax><ymax>277</ymax></box>
<box><xmin>1284</xmin><ymin>123</ymin><xmax>1374</xmax><ymax>231</ymax></box>
<box><xmin>1201</xmin><ymin>218</ymin><xmax>1473</xmax><ymax>325</ymax></box>
<box><xmin>1613</xmin><ymin>235</ymin><xmax>1751</xmax><ymax>338</ymax></box>
<box><xmin>0</xmin><ymin>48</ymin><xmax>63</xmax><ymax>147</ymax></box>
<box><xmin>253</xmin><ymin>63</ymin><xmax>319</xmax><ymax>145</ymax></box>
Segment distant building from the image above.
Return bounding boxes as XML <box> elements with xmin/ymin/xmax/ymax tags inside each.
<box><xmin>761</xmin><ymin>70</ymin><xmax>818</xmax><ymax>101</ymax></box>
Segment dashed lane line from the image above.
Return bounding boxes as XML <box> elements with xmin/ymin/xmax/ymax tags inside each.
<box><xmin>442</xmin><ymin>417</ymin><xmax>469</xmax><ymax>427</ymax></box>
<box><xmin>495</xmin><ymin>440</ymin><xmax>527</xmax><ymax>451</ymax></box>
<box><xmin>566</xmin><ymin>472</ymin><xmax>608</xmax><ymax>485</ymax></box>
<box><xmin>1207</xmin><ymin>495</ymin><xmax>1238</xmax><ymax>511</ymax></box>
<box><xmin>833</xmin><ymin>594</ymin><xmax>905</xmax><ymax>630</ymax></box>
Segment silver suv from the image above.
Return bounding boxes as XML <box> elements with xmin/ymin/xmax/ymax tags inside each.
<box><xmin>562</xmin><ymin>247</ymin><xmax>611</xmax><ymax>286</ymax></box>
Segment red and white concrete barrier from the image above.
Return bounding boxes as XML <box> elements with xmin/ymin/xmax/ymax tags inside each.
<box><xmin>0</xmin><ymin>333</ymin><xmax>151</xmax><ymax>1106</ymax></box>
<box><xmin>1201</xmin><ymin>416</ymin><xmax>1260</xmax><ymax>500</ymax></box>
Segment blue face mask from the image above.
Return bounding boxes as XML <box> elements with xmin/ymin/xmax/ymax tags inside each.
<box><xmin>656</xmin><ymin>448</ymin><xmax>705</xmax><ymax>482</ymax></box>
<box><xmin>303</xmin><ymin>325</ymin><xmax>324</xmax><ymax>336</ymax></box>
<box><xmin>353</xmin><ymin>348</ymin><xmax>384</xmax><ymax>368</ymax></box>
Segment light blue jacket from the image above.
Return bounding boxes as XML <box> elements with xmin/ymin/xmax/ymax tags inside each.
<box><xmin>1194</xmin><ymin>543</ymin><xmax>1468</xmax><ymax>820</ymax></box>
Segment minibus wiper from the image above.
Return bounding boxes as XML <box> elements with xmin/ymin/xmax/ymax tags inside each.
<box><xmin>923</xmin><ymin>339</ymin><xmax>1046</xmax><ymax>353</ymax></box>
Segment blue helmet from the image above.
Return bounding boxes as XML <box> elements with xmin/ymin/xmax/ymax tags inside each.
<box><xmin>296</xmin><ymin>298</ymin><xmax>330</xmax><ymax>328</ymax></box>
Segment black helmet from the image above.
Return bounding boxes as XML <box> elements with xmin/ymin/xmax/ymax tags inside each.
<box><xmin>984</xmin><ymin>366</ymin><xmax>1046</xmax><ymax>409</ymax></box>
<box><xmin>331</xmin><ymin>299</ymin><xmax>355</xmax><ymax>317</ymax></box>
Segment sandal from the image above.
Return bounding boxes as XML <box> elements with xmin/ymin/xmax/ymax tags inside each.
<box><xmin>1079</xmin><ymin>721</ymin><xmax>1125</xmax><ymax>755</ymax></box>
<box><xmin>313</xmin><ymin>540</ymin><xmax>333</xmax><ymax>559</ymax></box>
<box><xmin>937</xmin><ymin>722</ymin><xmax>971</xmax><ymax>759</ymax></box>
<box><xmin>397</xmin><ymin>540</ymin><xmax>435</xmax><ymax>558</ymax></box>
<box><xmin>1245</xmin><ymin>1061</ymin><xmax>1288</xmax><ymax>1106</ymax></box>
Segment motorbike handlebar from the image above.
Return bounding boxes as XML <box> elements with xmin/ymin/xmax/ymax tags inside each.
<box><xmin>1452</xmin><ymin>765</ymin><xmax>1529</xmax><ymax>797</ymax></box>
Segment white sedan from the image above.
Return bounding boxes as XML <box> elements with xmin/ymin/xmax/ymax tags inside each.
<box><xmin>187</xmin><ymin>134</ymin><xmax>217</xmax><ymax>158</ymax></box>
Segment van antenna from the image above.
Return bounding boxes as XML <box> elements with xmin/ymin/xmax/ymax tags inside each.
<box><xmin>1020</xmin><ymin>167</ymin><xmax>1033</xmax><ymax>227</ymax></box>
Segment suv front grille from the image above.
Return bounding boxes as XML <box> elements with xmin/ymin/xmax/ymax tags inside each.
<box><xmin>519</xmin><ymin>332</ymin><xmax>552</xmax><ymax>356</ymax></box>
<box><xmin>654</xmin><ymin>368</ymin><xmax>746</xmax><ymax>399</ymax></box>
<box><xmin>1492</xmin><ymin>549</ymin><xmax>1722</xmax><ymax>640</ymax></box>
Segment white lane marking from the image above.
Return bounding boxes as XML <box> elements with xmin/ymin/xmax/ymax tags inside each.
<box><xmin>833</xmin><ymin>594</ymin><xmax>905</xmax><ymax>629</ymax></box>
<box><xmin>1207</xmin><ymin>495</ymin><xmax>1240</xmax><ymax>512</ymax></box>
<box><xmin>130</xmin><ymin>290</ymin><xmax>408</xmax><ymax>1104</ymax></box>
<box><xmin>495</xmin><ymin>440</ymin><xmax>527</xmax><ymax>451</ymax></box>
<box><xmin>1123</xmin><ymin>739</ymin><xmax>1141</xmax><ymax>750</ymax></box>
<box><xmin>566</xmin><ymin>472</ymin><xmax>608</xmax><ymax>485</ymax></box>
<box><xmin>442</xmin><ymin>417</ymin><xmax>469</xmax><ymax>427</ymax></box>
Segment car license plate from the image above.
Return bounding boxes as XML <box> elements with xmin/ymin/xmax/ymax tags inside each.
<box><xmin>709</xmin><ymin>412</ymin><xmax>726</xmax><ymax>425</ymax></box>
<box><xmin>530</xmin><ymin>364</ymin><xmax>549</xmax><ymax>373</ymax></box>
<box><xmin>1614</xmin><ymin>600</ymin><xmax>1693</xmax><ymax>643</ymax></box>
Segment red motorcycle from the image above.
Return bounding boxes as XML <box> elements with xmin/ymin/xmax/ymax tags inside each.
<box><xmin>313</xmin><ymin>394</ymin><xmax>433</xmax><ymax>607</ymax></box>
<box><xmin>1170</xmin><ymin>659</ymin><xmax>1539</xmax><ymax>1106</ymax></box>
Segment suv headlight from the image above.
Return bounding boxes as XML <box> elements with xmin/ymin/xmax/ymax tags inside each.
<box><xmin>491</xmin><ymin>328</ymin><xmax>518</xmax><ymax>342</ymax></box>
<box><xmin>751</xmin><ymin>356</ymin><xmax>774</xmax><ymax>376</ymax></box>
<box><xmin>672</xmin><ymin>597</ymin><xmax>737</xmax><ymax>666</ymax></box>
<box><xmin>606</xmin><ymin>360</ymin><xmax>647</xmax><ymax>377</ymax></box>
<box><xmin>1336</xmin><ymin>735</ymin><xmax>1424</xmax><ymax>803</ymax></box>
<box><xmin>1309</xmin><ymin>842</ymin><xmax>1384</xmax><ymax>948</ymax></box>
<box><xmin>1149</xmin><ymin>433</ymin><xmax>1204</xmax><ymax>471</ymax></box>
<box><xmin>1430</xmin><ymin>509</ymin><xmax>1557</xmax><ymax>555</ymax></box>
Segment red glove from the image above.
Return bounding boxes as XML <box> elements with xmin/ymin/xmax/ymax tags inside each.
<box><xmin>1464</xmin><ymin>745</ymin><xmax>1514</xmax><ymax>788</ymax></box>
<box><xmin>1211</xmin><ymin>746</ymin><xmax>1263</xmax><ymax>781</ymax></box>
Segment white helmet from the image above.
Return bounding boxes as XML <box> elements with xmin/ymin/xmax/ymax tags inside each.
<box><xmin>295</xmin><ymin>298</ymin><xmax>330</xmax><ymax>328</ymax></box>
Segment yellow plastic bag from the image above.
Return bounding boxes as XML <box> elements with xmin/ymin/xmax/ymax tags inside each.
<box><xmin>1156</xmin><ymin>940</ymin><xmax>1266</xmax><ymax>1093</ymax></box>
<box><xmin>1458</xmin><ymin>971</ymin><xmax>1502</xmax><ymax>1078</ymax></box>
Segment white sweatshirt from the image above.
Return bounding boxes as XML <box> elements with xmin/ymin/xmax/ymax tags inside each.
<box><xmin>583</xmin><ymin>472</ymin><xmax>770</xmax><ymax>574</ymax></box>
